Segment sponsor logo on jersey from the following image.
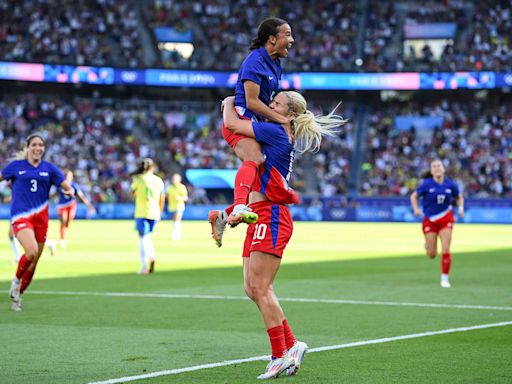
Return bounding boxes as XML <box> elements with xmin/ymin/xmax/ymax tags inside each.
<box><xmin>429</xmin><ymin>188</ymin><xmax>435</xmax><ymax>193</ymax></box>
<box><xmin>18</xmin><ymin>170</ymin><xmax>26</xmax><ymax>175</ymax></box>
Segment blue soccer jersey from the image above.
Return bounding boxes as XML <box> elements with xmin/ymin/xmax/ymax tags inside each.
<box><xmin>1</xmin><ymin>160</ymin><xmax>65</xmax><ymax>221</ymax></box>
<box><xmin>252</xmin><ymin>122</ymin><xmax>298</xmax><ymax>204</ymax></box>
<box><xmin>234</xmin><ymin>47</ymin><xmax>282</xmax><ymax>122</ymax></box>
<box><xmin>416</xmin><ymin>177</ymin><xmax>460</xmax><ymax>221</ymax></box>
<box><xmin>57</xmin><ymin>181</ymin><xmax>79</xmax><ymax>208</ymax></box>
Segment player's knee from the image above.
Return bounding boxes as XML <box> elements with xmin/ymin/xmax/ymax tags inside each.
<box><xmin>247</xmin><ymin>281</ymin><xmax>267</xmax><ymax>301</ymax></box>
<box><xmin>426</xmin><ymin>250</ymin><xmax>436</xmax><ymax>258</ymax></box>
<box><xmin>244</xmin><ymin>285</ymin><xmax>256</xmax><ymax>301</ymax></box>
<box><xmin>24</xmin><ymin>246</ymin><xmax>39</xmax><ymax>260</ymax></box>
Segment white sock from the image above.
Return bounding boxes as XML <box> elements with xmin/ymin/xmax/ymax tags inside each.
<box><xmin>9</xmin><ymin>237</ymin><xmax>20</xmax><ymax>262</ymax></box>
<box><xmin>441</xmin><ymin>273</ymin><xmax>449</xmax><ymax>281</ymax></box>
<box><xmin>139</xmin><ymin>237</ymin><xmax>147</xmax><ymax>270</ymax></box>
<box><xmin>142</xmin><ymin>235</ymin><xmax>155</xmax><ymax>263</ymax></box>
<box><xmin>172</xmin><ymin>221</ymin><xmax>182</xmax><ymax>237</ymax></box>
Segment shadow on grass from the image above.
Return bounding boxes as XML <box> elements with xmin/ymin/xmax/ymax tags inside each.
<box><xmin>1</xmin><ymin>247</ymin><xmax>510</xmax><ymax>296</ymax></box>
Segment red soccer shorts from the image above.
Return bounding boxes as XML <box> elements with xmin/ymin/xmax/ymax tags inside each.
<box><xmin>57</xmin><ymin>200</ymin><xmax>77</xmax><ymax>221</ymax></box>
<box><xmin>222</xmin><ymin>110</ymin><xmax>251</xmax><ymax>149</ymax></box>
<box><xmin>422</xmin><ymin>211</ymin><xmax>454</xmax><ymax>234</ymax></box>
<box><xmin>12</xmin><ymin>209</ymin><xmax>49</xmax><ymax>243</ymax></box>
<box><xmin>242</xmin><ymin>201</ymin><xmax>293</xmax><ymax>258</ymax></box>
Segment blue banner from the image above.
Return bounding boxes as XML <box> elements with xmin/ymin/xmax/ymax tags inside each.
<box><xmin>154</xmin><ymin>27</ymin><xmax>193</xmax><ymax>42</ymax></box>
<box><xmin>404</xmin><ymin>23</ymin><xmax>457</xmax><ymax>39</ymax></box>
<box><xmin>0</xmin><ymin>199</ymin><xmax>511</xmax><ymax>223</ymax></box>
<box><xmin>0</xmin><ymin>61</ymin><xmax>509</xmax><ymax>91</ymax></box>
<box><xmin>185</xmin><ymin>169</ymin><xmax>237</xmax><ymax>189</ymax></box>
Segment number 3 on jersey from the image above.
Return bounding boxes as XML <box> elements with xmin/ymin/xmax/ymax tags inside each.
<box><xmin>30</xmin><ymin>179</ymin><xmax>38</xmax><ymax>192</ymax></box>
<box><xmin>253</xmin><ymin>223</ymin><xmax>267</xmax><ymax>241</ymax></box>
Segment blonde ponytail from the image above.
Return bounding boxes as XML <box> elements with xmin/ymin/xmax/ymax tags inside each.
<box><xmin>13</xmin><ymin>148</ymin><xmax>28</xmax><ymax>161</ymax></box>
<box><xmin>11</xmin><ymin>133</ymin><xmax>45</xmax><ymax>161</ymax></box>
<box><xmin>283</xmin><ymin>92</ymin><xmax>348</xmax><ymax>154</ymax></box>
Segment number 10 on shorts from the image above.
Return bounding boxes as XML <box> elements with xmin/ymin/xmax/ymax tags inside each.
<box><xmin>253</xmin><ymin>223</ymin><xmax>267</xmax><ymax>240</ymax></box>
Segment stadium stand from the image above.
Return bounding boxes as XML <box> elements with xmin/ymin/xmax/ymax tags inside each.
<box><xmin>1</xmin><ymin>0</ymin><xmax>510</xmax><ymax>71</ymax></box>
<box><xmin>0</xmin><ymin>0</ymin><xmax>511</xmax><ymax>205</ymax></box>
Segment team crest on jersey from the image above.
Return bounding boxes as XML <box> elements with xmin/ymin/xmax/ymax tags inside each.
<box><xmin>445</xmin><ymin>189</ymin><xmax>451</xmax><ymax>193</ymax></box>
<box><xmin>429</xmin><ymin>188</ymin><xmax>435</xmax><ymax>193</ymax></box>
<box><xmin>39</xmin><ymin>172</ymin><xmax>49</xmax><ymax>176</ymax></box>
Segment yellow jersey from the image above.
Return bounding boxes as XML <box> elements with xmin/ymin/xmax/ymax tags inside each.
<box><xmin>167</xmin><ymin>183</ymin><xmax>188</xmax><ymax>212</ymax></box>
<box><xmin>131</xmin><ymin>173</ymin><xmax>165</xmax><ymax>220</ymax></box>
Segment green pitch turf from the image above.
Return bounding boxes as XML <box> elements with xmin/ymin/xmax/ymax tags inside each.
<box><xmin>0</xmin><ymin>220</ymin><xmax>511</xmax><ymax>383</ymax></box>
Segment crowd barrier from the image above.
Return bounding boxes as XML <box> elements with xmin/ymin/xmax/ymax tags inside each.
<box><xmin>1</xmin><ymin>198</ymin><xmax>510</xmax><ymax>224</ymax></box>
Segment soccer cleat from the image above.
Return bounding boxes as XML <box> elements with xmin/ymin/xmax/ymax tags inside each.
<box><xmin>285</xmin><ymin>341</ymin><xmax>309</xmax><ymax>376</ymax></box>
<box><xmin>208</xmin><ymin>210</ymin><xmax>228</xmax><ymax>247</ymax></box>
<box><xmin>138</xmin><ymin>268</ymin><xmax>149</xmax><ymax>275</ymax></box>
<box><xmin>11</xmin><ymin>298</ymin><xmax>22</xmax><ymax>312</ymax></box>
<box><xmin>9</xmin><ymin>277</ymin><xmax>21</xmax><ymax>302</ymax></box>
<box><xmin>227</xmin><ymin>204</ymin><xmax>258</xmax><ymax>227</ymax></box>
<box><xmin>149</xmin><ymin>260</ymin><xmax>155</xmax><ymax>274</ymax></box>
<box><xmin>257</xmin><ymin>356</ymin><xmax>295</xmax><ymax>380</ymax></box>
<box><xmin>440</xmin><ymin>275</ymin><xmax>451</xmax><ymax>288</ymax></box>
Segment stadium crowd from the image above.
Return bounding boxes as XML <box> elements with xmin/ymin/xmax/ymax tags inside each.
<box><xmin>0</xmin><ymin>0</ymin><xmax>143</xmax><ymax>67</ymax></box>
<box><xmin>0</xmin><ymin>92</ymin><xmax>510</xmax><ymax>204</ymax></box>
<box><xmin>360</xmin><ymin>96</ymin><xmax>512</xmax><ymax>198</ymax></box>
<box><xmin>2</xmin><ymin>0</ymin><xmax>510</xmax><ymax>72</ymax></box>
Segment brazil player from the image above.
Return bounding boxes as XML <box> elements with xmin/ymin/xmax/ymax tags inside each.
<box><xmin>209</xmin><ymin>17</ymin><xmax>295</xmax><ymax>246</ymax></box>
<box><xmin>131</xmin><ymin>158</ymin><xmax>165</xmax><ymax>274</ymax></box>
<box><xmin>166</xmin><ymin>173</ymin><xmax>188</xmax><ymax>241</ymax></box>
<box><xmin>223</xmin><ymin>93</ymin><xmax>346</xmax><ymax>379</ymax></box>
<box><xmin>410</xmin><ymin>159</ymin><xmax>465</xmax><ymax>288</ymax></box>
<box><xmin>1</xmin><ymin>134</ymin><xmax>74</xmax><ymax>311</ymax></box>
<box><xmin>57</xmin><ymin>169</ymin><xmax>96</xmax><ymax>248</ymax></box>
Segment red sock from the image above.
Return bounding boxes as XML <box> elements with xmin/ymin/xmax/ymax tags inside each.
<box><xmin>282</xmin><ymin>319</ymin><xmax>296</xmax><ymax>349</ymax></box>
<box><xmin>442</xmin><ymin>252</ymin><xmax>451</xmax><ymax>274</ymax></box>
<box><xmin>60</xmin><ymin>224</ymin><xmax>65</xmax><ymax>240</ymax></box>
<box><xmin>20</xmin><ymin>264</ymin><xmax>36</xmax><ymax>294</ymax></box>
<box><xmin>16</xmin><ymin>255</ymin><xmax>31</xmax><ymax>280</ymax></box>
<box><xmin>267</xmin><ymin>324</ymin><xmax>287</xmax><ymax>358</ymax></box>
<box><xmin>233</xmin><ymin>161</ymin><xmax>258</xmax><ymax>206</ymax></box>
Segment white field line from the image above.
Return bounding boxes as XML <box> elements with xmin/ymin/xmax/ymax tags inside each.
<box><xmin>88</xmin><ymin>320</ymin><xmax>512</xmax><ymax>384</ymax></box>
<box><xmin>27</xmin><ymin>290</ymin><xmax>512</xmax><ymax>311</ymax></box>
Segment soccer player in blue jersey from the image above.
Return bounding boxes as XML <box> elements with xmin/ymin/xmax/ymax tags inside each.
<box><xmin>0</xmin><ymin>134</ymin><xmax>74</xmax><ymax>311</ymax></box>
<box><xmin>222</xmin><ymin>93</ymin><xmax>346</xmax><ymax>379</ymax></box>
<box><xmin>57</xmin><ymin>169</ymin><xmax>96</xmax><ymax>248</ymax></box>
<box><xmin>410</xmin><ymin>159</ymin><xmax>465</xmax><ymax>288</ymax></box>
<box><xmin>209</xmin><ymin>17</ymin><xmax>295</xmax><ymax>245</ymax></box>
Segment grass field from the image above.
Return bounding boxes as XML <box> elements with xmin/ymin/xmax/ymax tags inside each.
<box><xmin>1</xmin><ymin>220</ymin><xmax>511</xmax><ymax>384</ymax></box>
